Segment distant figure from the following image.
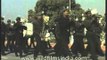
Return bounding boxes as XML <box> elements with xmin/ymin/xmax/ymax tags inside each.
<box><xmin>1</xmin><ymin>16</ymin><xmax>7</xmax><ymax>55</ymax></box>
<box><xmin>54</xmin><ymin>9</ymin><xmax>71</xmax><ymax>57</ymax></box>
<box><xmin>23</xmin><ymin>19</ymin><xmax>34</xmax><ymax>53</ymax></box>
<box><xmin>84</xmin><ymin>10</ymin><xmax>104</xmax><ymax>60</ymax></box>
<box><xmin>14</xmin><ymin>17</ymin><xmax>27</xmax><ymax>58</ymax></box>
<box><xmin>30</xmin><ymin>13</ymin><xmax>48</xmax><ymax>59</ymax></box>
<box><xmin>71</xmin><ymin>16</ymin><xmax>85</xmax><ymax>56</ymax></box>
<box><xmin>6</xmin><ymin>19</ymin><xmax>15</xmax><ymax>53</ymax></box>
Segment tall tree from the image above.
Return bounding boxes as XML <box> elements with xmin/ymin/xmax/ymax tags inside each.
<box><xmin>29</xmin><ymin>0</ymin><xmax>84</xmax><ymax>27</ymax></box>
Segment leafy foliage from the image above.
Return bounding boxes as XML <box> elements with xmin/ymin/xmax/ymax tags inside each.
<box><xmin>28</xmin><ymin>0</ymin><xmax>105</xmax><ymax>42</ymax></box>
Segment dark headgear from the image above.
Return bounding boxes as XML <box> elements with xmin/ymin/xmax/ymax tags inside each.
<box><xmin>62</xmin><ymin>9</ymin><xmax>70</xmax><ymax>13</ymax></box>
<box><xmin>78</xmin><ymin>15</ymin><xmax>82</xmax><ymax>19</ymax></box>
<box><xmin>7</xmin><ymin>19</ymin><xmax>11</xmax><ymax>22</ymax></box>
<box><xmin>16</xmin><ymin>17</ymin><xmax>21</xmax><ymax>21</ymax></box>
<box><xmin>92</xmin><ymin>14</ymin><xmax>101</xmax><ymax>19</ymax></box>
<box><xmin>1</xmin><ymin>17</ymin><xmax>4</xmax><ymax>20</ymax></box>
<box><xmin>85</xmin><ymin>10</ymin><xmax>91</xmax><ymax>15</ymax></box>
<box><xmin>36</xmin><ymin>12</ymin><xmax>43</xmax><ymax>16</ymax></box>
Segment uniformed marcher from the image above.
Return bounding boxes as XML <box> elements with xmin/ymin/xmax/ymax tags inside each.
<box><xmin>30</xmin><ymin>13</ymin><xmax>48</xmax><ymax>59</ymax></box>
<box><xmin>6</xmin><ymin>19</ymin><xmax>15</xmax><ymax>53</ymax></box>
<box><xmin>84</xmin><ymin>10</ymin><xmax>104</xmax><ymax>60</ymax></box>
<box><xmin>1</xmin><ymin>17</ymin><xmax>7</xmax><ymax>55</ymax></box>
<box><xmin>92</xmin><ymin>15</ymin><xmax>105</xmax><ymax>56</ymax></box>
<box><xmin>14</xmin><ymin>17</ymin><xmax>27</xmax><ymax>57</ymax></box>
<box><xmin>54</xmin><ymin>9</ymin><xmax>71</xmax><ymax>57</ymax></box>
<box><xmin>28</xmin><ymin>16</ymin><xmax>40</xmax><ymax>49</ymax></box>
<box><xmin>71</xmin><ymin>16</ymin><xmax>85</xmax><ymax>56</ymax></box>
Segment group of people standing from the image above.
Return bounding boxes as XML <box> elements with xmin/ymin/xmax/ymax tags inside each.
<box><xmin>1</xmin><ymin>9</ymin><xmax>105</xmax><ymax>60</ymax></box>
<box><xmin>54</xmin><ymin>9</ymin><xmax>105</xmax><ymax>60</ymax></box>
<box><xmin>1</xmin><ymin>17</ymin><xmax>27</xmax><ymax>57</ymax></box>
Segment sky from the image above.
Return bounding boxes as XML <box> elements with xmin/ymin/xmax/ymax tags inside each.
<box><xmin>75</xmin><ymin>0</ymin><xmax>105</xmax><ymax>15</ymax></box>
<box><xmin>1</xmin><ymin>0</ymin><xmax>105</xmax><ymax>22</ymax></box>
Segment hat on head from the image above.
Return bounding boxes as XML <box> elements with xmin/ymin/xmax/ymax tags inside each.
<box><xmin>7</xmin><ymin>19</ymin><xmax>11</xmax><ymax>22</ymax></box>
<box><xmin>1</xmin><ymin>16</ymin><xmax>4</xmax><ymax>20</ymax></box>
<box><xmin>16</xmin><ymin>17</ymin><xmax>21</xmax><ymax>21</ymax></box>
<box><xmin>36</xmin><ymin>12</ymin><xmax>43</xmax><ymax>16</ymax></box>
<box><xmin>84</xmin><ymin>9</ymin><xmax>91</xmax><ymax>15</ymax></box>
<box><xmin>62</xmin><ymin>9</ymin><xmax>70</xmax><ymax>13</ymax></box>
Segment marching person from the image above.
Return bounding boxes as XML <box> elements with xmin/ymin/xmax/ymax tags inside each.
<box><xmin>6</xmin><ymin>19</ymin><xmax>15</xmax><ymax>53</ymax></box>
<box><xmin>1</xmin><ymin>16</ymin><xmax>7</xmax><ymax>55</ymax></box>
<box><xmin>84</xmin><ymin>10</ymin><xmax>104</xmax><ymax>60</ymax></box>
<box><xmin>14</xmin><ymin>17</ymin><xmax>27</xmax><ymax>57</ymax></box>
<box><xmin>91</xmin><ymin>14</ymin><xmax>104</xmax><ymax>56</ymax></box>
<box><xmin>54</xmin><ymin>9</ymin><xmax>71</xmax><ymax>57</ymax></box>
<box><xmin>71</xmin><ymin>16</ymin><xmax>85</xmax><ymax>56</ymax></box>
<box><xmin>29</xmin><ymin>13</ymin><xmax>48</xmax><ymax>59</ymax></box>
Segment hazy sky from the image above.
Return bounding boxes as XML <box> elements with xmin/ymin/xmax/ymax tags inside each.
<box><xmin>1</xmin><ymin>0</ymin><xmax>105</xmax><ymax>22</ymax></box>
<box><xmin>76</xmin><ymin>0</ymin><xmax>105</xmax><ymax>15</ymax></box>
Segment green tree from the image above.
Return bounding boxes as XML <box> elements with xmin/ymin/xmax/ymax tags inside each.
<box><xmin>29</xmin><ymin>0</ymin><xmax>85</xmax><ymax>27</ymax></box>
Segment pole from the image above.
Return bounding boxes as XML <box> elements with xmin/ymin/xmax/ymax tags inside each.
<box><xmin>69</xmin><ymin>0</ymin><xmax>71</xmax><ymax>10</ymax></box>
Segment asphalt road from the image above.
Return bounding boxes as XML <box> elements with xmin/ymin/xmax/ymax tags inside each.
<box><xmin>1</xmin><ymin>51</ymin><xmax>105</xmax><ymax>60</ymax></box>
<box><xmin>1</xmin><ymin>42</ymin><xmax>106</xmax><ymax>60</ymax></box>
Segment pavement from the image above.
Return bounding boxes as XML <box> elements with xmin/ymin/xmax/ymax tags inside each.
<box><xmin>1</xmin><ymin>42</ymin><xmax>106</xmax><ymax>60</ymax></box>
<box><xmin>1</xmin><ymin>49</ymin><xmax>106</xmax><ymax>60</ymax></box>
<box><xmin>1</xmin><ymin>54</ymin><xmax>105</xmax><ymax>60</ymax></box>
